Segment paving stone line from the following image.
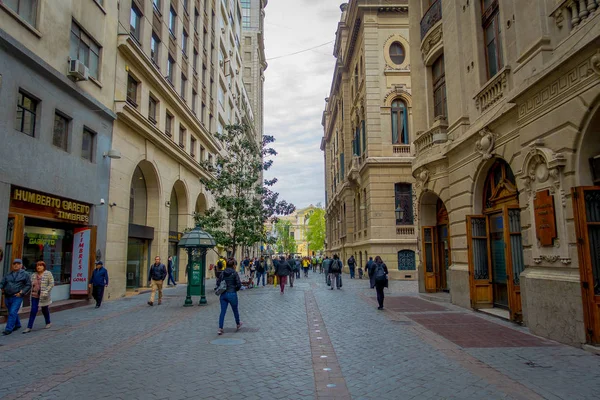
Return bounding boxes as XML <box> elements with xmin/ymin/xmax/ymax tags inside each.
<box><xmin>3</xmin><ymin>305</ymin><xmax>197</xmax><ymax>400</ymax></box>
<box><xmin>359</xmin><ymin>293</ymin><xmax>545</xmax><ymax>400</ymax></box>
<box><xmin>305</xmin><ymin>290</ymin><xmax>352</xmax><ymax>399</ymax></box>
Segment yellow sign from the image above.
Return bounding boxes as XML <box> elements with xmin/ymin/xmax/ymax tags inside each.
<box><xmin>11</xmin><ymin>187</ymin><xmax>91</xmax><ymax>224</ymax></box>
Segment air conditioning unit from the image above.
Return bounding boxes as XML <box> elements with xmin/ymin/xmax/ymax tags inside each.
<box><xmin>68</xmin><ymin>59</ymin><xmax>89</xmax><ymax>81</ymax></box>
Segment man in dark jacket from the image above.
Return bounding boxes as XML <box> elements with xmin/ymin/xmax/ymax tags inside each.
<box><xmin>0</xmin><ymin>259</ymin><xmax>32</xmax><ymax>335</ymax></box>
<box><xmin>287</xmin><ymin>256</ymin><xmax>297</xmax><ymax>288</ymax></box>
<box><xmin>89</xmin><ymin>261</ymin><xmax>109</xmax><ymax>308</ymax></box>
<box><xmin>148</xmin><ymin>256</ymin><xmax>167</xmax><ymax>306</ymax></box>
<box><xmin>275</xmin><ymin>256</ymin><xmax>292</xmax><ymax>294</ymax></box>
<box><xmin>167</xmin><ymin>256</ymin><xmax>177</xmax><ymax>287</ymax></box>
<box><xmin>365</xmin><ymin>257</ymin><xmax>375</xmax><ymax>279</ymax></box>
<box><xmin>255</xmin><ymin>258</ymin><xmax>265</xmax><ymax>287</ymax></box>
<box><xmin>347</xmin><ymin>255</ymin><xmax>356</xmax><ymax>279</ymax></box>
<box><xmin>329</xmin><ymin>255</ymin><xmax>343</xmax><ymax>290</ymax></box>
<box><xmin>322</xmin><ymin>256</ymin><xmax>332</xmax><ymax>283</ymax></box>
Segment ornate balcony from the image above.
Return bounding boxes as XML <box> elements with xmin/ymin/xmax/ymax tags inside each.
<box><xmin>551</xmin><ymin>0</ymin><xmax>599</xmax><ymax>33</ymax></box>
<box><xmin>474</xmin><ymin>66</ymin><xmax>510</xmax><ymax>113</ymax></box>
<box><xmin>396</xmin><ymin>226</ymin><xmax>415</xmax><ymax>236</ymax></box>
<box><xmin>420</xmin><ymin>0</ymin><xmax>442</xmax><ymax>40</ymax></box>
<box><xmin>393</xmin><ymin>144</ymin><xmax>411</xmax><ymax>156</ymax></box>
<box><xmin>414</xmin><ymin>118</ymin><xmax>448</xmax><ymax>157</ymax></box>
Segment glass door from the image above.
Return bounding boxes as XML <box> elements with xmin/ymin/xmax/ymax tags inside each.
<box><xmin>489</xmin><ymin>213</ymin><xmax>508</xmax><ymax>308</ymax></box>
<box><xmin>127</xmin><ymin>238</ymin><xmax>145</xmax><ymax>288</ymax></box>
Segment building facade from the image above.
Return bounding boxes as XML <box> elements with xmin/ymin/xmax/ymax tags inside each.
<box><xmin>0</xmin><ymin>0</ymin><xmax>117</xmax><ymax>302</ymax></box>
<box><xmin>409</xmin><ymin>0</ymin><xmax>600</xmax><ymax>347</ymax></box>
<box><xmin>276</xmin><ymin>205</ymin><xmax>320</xmax><ymax>257</ymax></box>
<box><xmin>321</xmin><ymin>1</ymin><xmax>418</xmax><ymax>279</ymax></box>
<box><xmin>106</xmin><ymin>0</ymin><xmax>254</xmax><ymax>298</ymax></box>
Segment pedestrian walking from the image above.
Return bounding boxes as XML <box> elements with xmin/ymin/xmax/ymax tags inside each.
<box><xmin>295</xmin><ymin>257</ymin><xmax>301</xmax><ymax>279</ymax></box>
<box><xmin>89</xmin><ymin>260</ymin><xmax>109</xmax><ymax>308</ymax></box>
<box><xmin>0</xmin><ymin>259</ymin><xmax>32</xmax><ymax>335</ymax></box>
<box><xmin>275</xmin><ymin>255</ymin><xmax>292</xmax><ymax>294</ymax></box>
<box><xmin>322</xmin><ymin>256</ymin><xmax>332</xmax><ymax>284</ymax></box>
<box><xmin>249</xmin><ymin>258</ymin><xmax>257</xmax><ymax>280</ymax></box>
<box><xmin>255</xmin><ymin>258</ymin><xmax>266</xmax><ymax>286</ymax></box>
<box><xmin>312</xmin><ymin>255</ymin><xmax>318</xmax><ymax>273</ymax></box>
<box><xmin>22</xmin><ymin>261</ymin><xmax>54</xmax><ymax>333</ymax></box>
<box><xmin>167</xmin><ymin>256</ymin><xmax>177</xmax><ymax>286</ymax></box>
<box><xmin>288</xmin><ymin>255</ymin><xmax>297</xmax><ymax>288</ymax></box>
<box><xmin>242</xmin><ymin>257</ymin><xmax>250</xmax><ymax>275</ymax></box>
<box><xmin>302</xmin><ymin>257</ymin><xmax>310</xmax><ymax>278</ymax></box>
<box><xmin>370</xmin><ymin>256</ymin><xmax>389</xmax><ymax>310</ymax></box>
<box><xmin>365</xmin><ymin>257</ymin><xmax>374</xmax><ymax>279</ymax></box>
<box><xmin>148</xmin><ymin>256</ymin><xmax>167</xmax><ymax>306</ymax></box>
<box><xmin>318</xmin><ymin>255</ymin><xmax>324</xmax><ymax>274</ymax></box>
<box><xmin>217</xmin><ymin>259</ymin><xmax>242</xmax><ymax>335</ymax></box>
<box><xmin>215</xmin><ymin>255</ymin><xmax>227</xmax><ymax>280</ymax></box>
<box><xmin>348</xmin><ymin>255</ymin><xmax>356</xmax><ymax>279</ymax></box>
<box><xmin>329</xmin><ymin>254</ymin><xmax>343</xmax><ymax>290</ymax></box>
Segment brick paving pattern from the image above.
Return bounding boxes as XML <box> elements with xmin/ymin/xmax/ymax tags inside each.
<box><xmin>0</xmin><ymin>271</ymin><xmax>599</xmax><ymax>399</ymax></box>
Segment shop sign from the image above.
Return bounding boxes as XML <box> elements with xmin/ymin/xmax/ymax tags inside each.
<box><xmin>70</xmin><ymin>227</ymin><xmax>91</xmax><ymax>294</ymax></box>
<box><xmin>533</xmin><ymin>189</ymin><xmax>557</xmax><ymax>247</ymax></box>
<box><xmin>169</xmin><ymin>231</ymin><xmax>182</xmax><ymax>242</ymax></box>
<box><xmin>10</xmin><ymin>187</ymin><xmax>91</xmax><ymax>224</ymax></box>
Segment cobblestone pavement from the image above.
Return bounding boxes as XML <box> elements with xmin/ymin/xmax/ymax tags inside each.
<box><xmin>1</xmin><ymin>271</ymin><xmax>600</xmax><ymax>399</ymax></box>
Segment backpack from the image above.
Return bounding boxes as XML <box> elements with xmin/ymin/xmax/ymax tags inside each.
<box><xmin>330</xmin><ymin>260</ymin><xmax>342</xmax><ymax>273</ymax></box>
<box><xmin>215</xmin><ymin>276</ymin><xmax>227</xmax><ymax>295</ymax></box>
<box><xmin>374</xmin><ymin>264</ymin><xmax>387</xmax><ymax>282</ymax></box>
<box><xmin>217</xmin><ymin>258</ymin><xmax>226</xmax><ymax>271</ymax></box>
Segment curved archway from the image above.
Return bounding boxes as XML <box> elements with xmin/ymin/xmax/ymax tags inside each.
<box><xmin>419</xmin><ymin>191</ymin><xmax>451</xmax><ymax>292</ymax></box>
<box><xmin>169</xmin><ymin>180</ymin><xmax>189</xmax><ymax>233</ymax></box>
<box><xmin>576</xmin><ymin>100</ymin><xmax>600</xmax><ymax>186</ymax></box>
<box><xmin>195</xmin><ymin>192</ymin><xmax>208</xmax><ymax>216</ymax></box>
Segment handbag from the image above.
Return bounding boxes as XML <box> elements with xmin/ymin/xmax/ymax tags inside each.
<box><xmin>339</xmin><ymin>275</ymin><xmax>343</xmax><ymax>288</ymax></box>
<box><xmin>214</xmin><ymin>278</ymin><xmax>227</xmax><ymax>296</ymax></box>
<box><xmin>326</xmin><ymin>274</ymin><xmax>331</xmax><ymax>286</ymax></box>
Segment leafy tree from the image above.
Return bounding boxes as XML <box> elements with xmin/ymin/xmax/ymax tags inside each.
<box><xmin>306</xmin><ymin>206</ymin><xmax>325</xmax><ymax>253</ymax></box>
<box><xmin>194</xmin><ymin>124</ymin><xmax>295</xmax><ymax>257</ymax></box>
<box><xmin>275</xmin><ymin>219</ymin><xmax>297</xmax><ymax>255</ymax></box>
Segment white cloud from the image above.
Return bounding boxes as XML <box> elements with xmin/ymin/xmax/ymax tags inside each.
<box><xmin>263</xmin><ymin>0</ymin><xmax>342</xmax><ymax>210</ymax></box>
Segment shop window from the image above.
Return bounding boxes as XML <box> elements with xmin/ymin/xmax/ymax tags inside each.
<box><xmin>130</xmin><ymin>3</ymin><xmax>142</xmax><ymax>43</ymax></box>
<box><xmin>4</xmin><ymin>0</ymin><xmax>38</xmax><ymax>27</ymax></box>
<box><xmin>70</xmin><ymin>21</ymin><xmax>101</xmax><ymax>80</ymax></box>
<box><xmin>15</xmin><ymin>90</ymin><xmax>38</xmax><ymax>137</ymax></box>
<box><xmin>482</xmin><ymin>0</ymin><xmax>503</xmax><ymax>79</ymax></box>
<box><xmin>81</xmin><ymin>128</ymin><xmax>95</xmax><ymax>161</ymax></box>
<box><xmin>22</xmin><ymin>219</ymin><xmax>73</xmax><ymax>285</ymax></box>
<box><xmin>391</xmin><ymin>99</ymin><xmax>409</xmax><ymax>144</ymax></box>
<box><xmin>432</xmin><ymin>55</ymin><xmax>447</xmax><ymax>119</ymax></box>
<box><xmin>53</xmin><ymin>112</ymin><xmax>70</xmax><ymax>151</ymax></box>
<box><xmin>395</xmin><ymin>183</ymin><xmax>413</xmax><ymax>225</ymax></box>
<box><xmin>398</xmin><ymin>250</ymin><xmax>416</xmax><ymax>270</ymax></box>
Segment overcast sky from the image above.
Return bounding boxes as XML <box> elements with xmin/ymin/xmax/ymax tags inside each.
<box><xmin>263</xmin><ymin>0</ymin><xmax>341</xmax><ymax>211</ymax></box>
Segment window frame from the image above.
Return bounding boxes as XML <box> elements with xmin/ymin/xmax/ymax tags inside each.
<box><xmin>394</xmin><ymin>183</ymin><xmax>414</xmax><ymax>225</ymax></box>
<box><xmin>151</xmin><ymin>32</ymin><xmax>161</xmax><ymax>67</ymax></box>
<box><xmin>389</xmin><ymin>42</ymin><xmax>406</xmax><ymax>65</ymax></box>
<box><xmin>15</xmin><ymin>90</ymin><xmax>38</xmax><ymax>137</ymax></box>
<box><xmin>167</xmin><ymin>55</ymin><xmax>175</xmax><ymax>84</ymax></box>
<box><xmin>180</xmin><ymin>73</ymin><xmax>187</xmax><ymax>100</ymax></box>
<box><xmin>153</xmin><ymin>0</ymin><xmax>161</xmax><ymax>14</ymax></box>
<box><xmin>81</xmin><ymin>127</ymin><xmax>96</xmax><ymax>162</ymax></box>
<box><xmin>165</xmin><ymin>111</ymin><xmax>174</xmax><ymax>137</ymax></box>
<box><xmin>3</xmin><ymin>0</ymin><xmax>38</xmax><ymax>27</ymax></box>
<box><xmin>432</xmin><ymin>55</ymin><xmax>447</xmax><ymax>119</ymax></box>
<box><xmin>179</xmin><ymin>125</ymin><xmax>186</xmax><ymax>148</ymax></box>
<box><xmin>126</xmin><ymin>74</ymin><xmax>139</xmax><ymax>107</ymax></box>
<box><xmin>169</xmin><ymin>6</ymin><xmax>177</xmax><ymax>37</ymax></box>
<box><xmin>130</xmin><ymin>3</ymin><xmax>143</xmax><ymax>43</ymax></box>
<box><xmin>70</xmin><ymin>21</ymin><xmax>101</xmax><ymax>80</ymax></box>
<box><xmin>391</xmin><ymin>99</ymin><xmax>409</xmax><ymax>145</ymax></box>
<box><xmin>192</xmin><ymin>89</ymin><xmax>198</xmax><ymax>115</ymax></box>
<box><xmin>148</xmin><ymin>95</ymin><xmax>158</xmax><ymax>124</ymax></box>
<box><xmin>52</xmin><ymin>111</ymin><xmax>70</xmax><ymax>151</ymax></box>
<box><xmin>182</xmin><ymin>28</ymin><xmax>189</xmax><ymax>57</ymax></box>
<box><xmin>481</xmin><ymin>0</ymin><xmax>503</xmax><ymax>79</ymax></box>
<box><xmin>190</xmin><ymin>136</ymin><xmax>197</xmax><ymax>157</ymax></box>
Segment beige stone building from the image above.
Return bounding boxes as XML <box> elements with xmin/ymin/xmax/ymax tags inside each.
<box><xmin>409</xmin><ymin>0</ymin><xmax>600</xmax><ymax>347</ymax></box>
<box><xmin>321</xmin><ymin>1</ymin><xmax>418</xmax><ymax>279</ymax></box>
<box><xmin>276</xmin><ymin>205</ymin><xmax>320</xmax><ymax>257</ymax></box>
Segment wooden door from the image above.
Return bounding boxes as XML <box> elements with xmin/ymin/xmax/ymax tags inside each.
<box><xmin>572</xmin><ymin>186</ymin><xmax>600</xmax><ymax>343</ymax></box>
<box><xmin>422</xmin><ymin>226</ymin><xmax>437</xmax><ymax>292</ymax></box>
<box><xmin>467</xmin><ymin>215</ymin><xmax>493</xmax><ymax>308</ymax></box>
<box><xmin>504</xmin><ymin>205</ymin><xmax>523</xmax><ymax>322</ymax></box>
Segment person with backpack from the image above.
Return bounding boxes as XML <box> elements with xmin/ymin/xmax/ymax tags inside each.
<box><xmin>329</xmin><ymin>254</ymin><xmax>343</xmax><ymax>290</ymax></box>
<box><xmin>365</xmin><ymin>256</ymin><xmax>374</xmax><ymax>279</ymax></box>
<box><xmin>302</xmin><ymin>257</ymin><xmax>310</xmax><ymax>278</ymax></box>
<box><xmin>295</xmin><ymin>257</ymin><xmax>301</xmax><ymax>279</ymax></box>
<box><xmin>287</xmin><ymin>255</ymin><xmax>297</xmax><ymax>288</ymax></box>
<box><xmin>370</xmin><ymin>256</ymin><xmax>389</xmax><ymax>310</ymax></box>
<box><xmin>255</xmin><ymin>258</ymin><xmax>265</xmax><ymax>286</ymax></box>
<box><xmin>322</xmin><ymin>256</ymin><xmax>332</xmax><ymax>284</ymax></box>
<box><xmin>347</xmin><ymin>255</ymin><xmax>356</xmax><ymax>279</ymax></box>
<box><xmin>148</xmin><ymin>256</ymin><xmax>167</xmax><ymax>306</ymax></box>
<box><xmin>215</xmin><ymin>255</ymin><xmax>227</xmax><ymax>280</ymax></box>
<box><xmin>216</xmin><ymin>258</ymin><xmax>242</xmax><ymax>335</ymax></box>
<box><xmin>275</xmin><ymin>255</ymin><xmax>292</xmax><ymax>294</ymax></box>
<box><xmin>312</xmin><ymin>255</ymin><xmax>318</xmax><ymax>273</ymax></box>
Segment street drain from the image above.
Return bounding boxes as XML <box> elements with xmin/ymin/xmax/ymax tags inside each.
<box><xmin>210</xmin><ymin>338</ymin><xmax>246</xmax><ymax>346</ymax></box>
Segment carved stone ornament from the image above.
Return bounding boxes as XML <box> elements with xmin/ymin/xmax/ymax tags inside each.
<box><xmin>415</xmin><ymin>168</ymin><xmax>430</xmax><ymax>189</ymax></box>
<box><xmin>474</xmin><ymin>128</ymin><xmax>496</xmax><ymax>160</ymax></box>
<box><xmin>383</xmin><ymin>84</ymin><xmax>410</xmax><ymax>105</ymax></box>
<box><xmin>421</xmin><ymin>24</ymin><xmax>442</xmax><ymax>62</ymax></box>
<box><xmin>521</xmin><ymin>140</ymin><xmax>567</xmax><ymax>204</ymax></box>
<box><xmin>592</xmin><ymin>50</ymin><xmax>600</xmax><ymax>76</ymax></box>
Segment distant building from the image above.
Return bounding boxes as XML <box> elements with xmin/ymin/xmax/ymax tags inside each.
<box><xmin>321</xmin><ymin>1</ymin><xmax>418</xmax><ymax>279</ymax></box>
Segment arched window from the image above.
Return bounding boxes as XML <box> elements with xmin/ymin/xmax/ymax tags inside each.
<box><xmin>398</xmin><ymin>250</ymin><xmax>415</xmax><ymax>270</ymax></box>
<box><xmin>391</xmin><ymin>99</ymin><xmax>409</xmax><ymax>144</ymax></box>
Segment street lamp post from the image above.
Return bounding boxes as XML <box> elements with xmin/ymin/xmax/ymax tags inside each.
<box><xmin>178</xmin><ymin>224</ymin><xmax>216</xmax><ymax>307</ymax></box>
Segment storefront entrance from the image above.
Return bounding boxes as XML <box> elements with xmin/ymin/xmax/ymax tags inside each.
<box><xmin>422</xmin><ymin>198</ymin><xmax>451</xmax><ymax>292</ymax></box>
<box><xmin>467</xmin><ymin>159</ymin><xmax>524</xmax><ymax>322</ymax></box>
<box><xmin>127</xmin><ymin>238</ymin><xmax>147</xmax><ymax>289</ymax></box>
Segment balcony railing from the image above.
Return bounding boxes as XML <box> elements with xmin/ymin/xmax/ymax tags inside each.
<box><xmin>551</xmin><ymin>0</ymin><xmax>599</xmax><ymax>34</ymax></box>
<box><xmin>393</xmin><ymin>145</ymin><xmax>411</xmax><ymax>156</ymax></box>
<box><xmin>414</xmin><ymin>119</ymin><xmax>448</xmax><ymax>157</ymax></box>
<box><xmin>420</xmin><ymin>0</ymin><xmax>442</xmax><ymax>40</ymax></box>
<box><xmin>396</xmin><ymin>227</ymin><xmax>415</xmax><ymax>236</ymax></box>
<box><xmin>474</xmin><ymin>67</ymin><xmax>510</xmax><ymax>113</ymax></box>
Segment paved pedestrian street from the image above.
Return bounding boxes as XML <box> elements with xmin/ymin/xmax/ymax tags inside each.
<box><xmin>1</xmin><ymin>272</ymin><xmax>600</xmax><ymax>400</ymax></box>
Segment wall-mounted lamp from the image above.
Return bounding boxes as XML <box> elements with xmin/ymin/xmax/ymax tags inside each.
<box><xmin>109</xmin><ymin>202</ymin><xmax>117</xmax><ymax>207</ymax></box>
<box><xmin>103</xmin><ymin>149</ymin><xmax>122</xmax><ymax>159</ymax></box>
<box><xmin>395</xmin><ymin>206</ymin><xmax>404</xmax><ymax>221</ymax></box>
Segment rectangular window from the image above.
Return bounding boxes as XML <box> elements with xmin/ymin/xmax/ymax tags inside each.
<box><xmin>200</xmin><ymin>146</ymin><xmax>206</xmax><ymax>161</ymax></box>
<box><xmin>169</xmin><ymin>6</ymin><xmax>177</xmax><ymax>36</ymax></box>
<box><xmin>218</xmin><ymin>83</ymin><xmax>224</xmax><ymax>106</ymax></box>
<box><xmin>4</xmin><ymin>0</ymin><xmax>38</xmax><ymax>27</ymax></box>
<box><xmin>208</xmin><ymin>154</ymin><xmax>213</xmax><ymax>165</ymax></box>
<box><xmin>201</xmin><ymin>102</ymin><xmax>206</xmax><ymax>124</ymax></box>
<box><xmin>203</xmin><ymin>29</ymin><xmax>208</xmax><ymax>51</ymax></box>
<box><xmin>53</xmin><ymin>112</ymin><xmax>69</xmax><ymax>151</ymax></box>
<box><xmin>182</xmin><ymin>29</ymin><xmax>189</xmax><ymax>57</ymax></box>
<box><xmin>130</xmin><ymin>3</ymin><xmax>142</xmax><ymax>43</ymax></box>
<box><xmin>193</xmin><ymin>49</ymin><xmax>199</xmax><ymax>72</ymax></box>
<box><xmin>151</xmin><ymin>33</ymin><xmax>160</xmax><ymax>66</ymax></box>
<box><xmin>167</xmin><ymin>55</ymin><xmax>175</xmax><ymax>84</ymax></box>
<box><xmin>179</xmin><ymin>126</ymin><xmax>186</xmax><ymax>148</ymax></box>
<box><xmin>482</xmin><ymin>0</ymin><xmax>503</xmax><ymax>79</ymax></box>
<box><xmin>183</xmin><ymin>0</ymin><xmax>189</xmax><ymax>13</ymax></box>
<box><xmin>192</xmin><ymin>90</ymin><xmax>197</xmax><ymax>114</ymax></box>
<box><xmin>70</xmin><ymin>21</ymin><xmax>101</xmax><ymax>79</ymax></box>
<box><xmin>153</xmin><ymin>0</ymin><xmax>161</xmax><ymax>13</ymax></box>
<box><xmin>432</xmin><ymin>55</ymin><xmax>447</xmax><ymax>119</ymax></box>
<box><xmin>127</xmin><ymin>74</ymin><xmax>138</xmax><ymax>106</ymax></box>
<box><xmin>394</xmin><ymin>183</ymin><xmax>413</xmax><ymax>225</ymax></box>
<box><xmin>81</xmin><ymin>128</ymin><xmax>95</xmax><ymax>161</ymax></box>
<box><xmin>148</xmin><ymin>95</ymin><xmax>158</xmax><ymax>124</ymax></box>
<box><xmin>190</xmin><ymin>136</ymin><xmax>196</xmax><ymax>157</ymax></box>
<box><xmin>180</xmin><ymin>73</ymin><xmax>187</xmax><ymax>99</ymax></box>
<box><xmin>165</xmin><ymin>111</ymin><xmax>173</xmax><ymax>136</ymax></box>
<box><xmin>15</xmin><ymin>91</ymin><xmax>37</xmax><ymax>137</ymax></box>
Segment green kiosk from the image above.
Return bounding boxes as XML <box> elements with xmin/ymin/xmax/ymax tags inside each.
<box><xmin>177</xmin><ymin>224</ymin><xmax>216</xmax><ymax>306</ymax></box>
